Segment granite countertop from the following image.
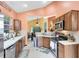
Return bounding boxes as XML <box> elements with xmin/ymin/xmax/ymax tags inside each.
<box><xmin>4</xmin><ymin>35</ymin><xmax>25</xmax><ymax>49</ymax></box>
<box><xmin>36</xmin><ymin>35</ymin><xmax>56</xmax><ymax>38</ymax></box>
<box><xmin>58</xmin><ymin>41</ymin><xmax>79</xmax><ymax>45</ymax></box>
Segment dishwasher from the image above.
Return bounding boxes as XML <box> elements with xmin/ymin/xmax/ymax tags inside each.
<box><xmin>4</xmin><ymin>44</ymin><xmax>16</xmax><ymax>58</ymax></box>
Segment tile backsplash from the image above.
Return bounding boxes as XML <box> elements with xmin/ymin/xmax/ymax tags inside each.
<box><xmin>60</xmin><ymin>30</ymin><xmax>79</xmax><ymax>42</ymax></box>
<box><xmin>70</xmin><ymin>31</ymin><xmax>79</xmax><ymax>42</ymax></box>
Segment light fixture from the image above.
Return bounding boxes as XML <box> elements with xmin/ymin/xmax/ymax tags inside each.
<box><xmin>23</xmin><ymin>4</ymin><xmax>28</xmax><ymax>8</ymax></box>
<box><xmin>42</xmin><ymin>1</ymin><xmax>48</xmax><ymax>4</ymax></box>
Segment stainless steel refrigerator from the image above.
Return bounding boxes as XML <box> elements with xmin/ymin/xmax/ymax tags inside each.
<box><xmin>0</xmin><ymin>13</ymin><xmax>4</xmax><ymax>58</ymax></box>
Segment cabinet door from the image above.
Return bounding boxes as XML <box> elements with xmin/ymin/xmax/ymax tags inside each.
<box><xmin>58</xmin><ymin>43</ymin><xmax>64</xmax><ymax>58</ymax></box>
<box><xmin>38</xmin><ymin>37</ymin><xmax>43</xmax><ymax>47</ymax></box>
<box><xmin>15</xmin><ymin>41</ymin><xmax>20</xmax><ymax>57</ymax></box>
<box><xmin>77</xmin><ymin>12</ymin><xmax>79</xmax><ymax>31</ymax></box>
<box><xmin>72</xmin><ymin>11</ymin><xmax>78</xmax><ymax>31</ymax></box>
<box><xmin>64</xmin><ymin>12</ymin><xmax>72</xmax><ymax>30</ymax></box>
<box><xmin>78</xmin><ymin>45</ymin><xmax>79</xmax><ymax>58</ymax></box>
<box><xmin>43</xmin><ymin>37</ymin><xmax>50</xmax><ymax>48</ymax></box>
<box><xmin>64</xmin><ymin>44</ymin><xmax>78</xmax><ymax>58</ymax></box>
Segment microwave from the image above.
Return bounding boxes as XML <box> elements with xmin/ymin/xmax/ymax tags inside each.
<box><xmin>55</xmin><ymin>20</ymin><xmax>64</xmax><ymax>30</ymax></box>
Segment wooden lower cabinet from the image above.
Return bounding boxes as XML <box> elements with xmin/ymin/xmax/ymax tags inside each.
<box><xmin>43</xmin><ymin>37</ymin><xmax>50</xmax><ymax>48</ymax></box>
<box><xmin>15</xmin><ymin>38</ymin><xmax>25</xmax><ymax>58</ymax></box>
<box><xmin>38</xmin><ymin>37</ymin><xmax>43</xmax><ymax>47</ymax></box>
<box><xmin>38</xmin><ymin>37</ymin><xmax>50</xmax><ymax>48</ymax></box>
<box><xmin>58</xmin><ymin>43</ymin><xmax>64</xmax><ymax>58</ymax></box>
<box><xmin>15</xmin><ymin>41</ymin><xmax>20</xmax><ymax>57</ymax></box>
<box><xmin>78</xmin><ymin>45</ymin><xmax>79</xmax><ymax>58</ymax></box>
<box><xmin>58</xmin><ymin>43</ymin><xmax>78</xmax><ymax>58</ymax></box>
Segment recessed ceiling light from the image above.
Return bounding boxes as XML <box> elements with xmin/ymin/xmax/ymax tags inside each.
<box><xmin>23</xmin><ymin>4</ymin><xmax>28</xmax><ymax>8</ymax></box>
<box><xmin>42</xmin><ymin>1</ymin><xmax>48</xmax><ymax>4</ymax></box>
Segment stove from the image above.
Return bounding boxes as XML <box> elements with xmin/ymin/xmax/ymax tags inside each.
<box><xmin>50</xmin><ymin>35</ymin><xmax>68</xmax><ymax>57</ymax></box>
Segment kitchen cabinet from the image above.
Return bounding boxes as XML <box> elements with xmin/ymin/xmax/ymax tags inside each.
<box><xmin>64</xmin><ymin>11</ymin><xmax>72</xmax><ymax>30</ymax></box>
<box><xmin>15</xmin><ymin>38</ymin><xmax>24</xmax><ymax>58</ymax></box>
<box><xmin>38</xmin><ymin>37</ymin><xmax>43</xmax><ymax>47</ymax></box>
<box><xmin>15</xmin><ymin>41</ymin><xmax>20</xmax><ymax>57</ymax></box>
<box><xmin>37</xmin><ymin>36</ymin><xmax>50</xmax><ymax>48</ymax></box>
<box><xmin>58</xmin><ymin>43</ymin><xmax>64</xmax><ymax>58</ymax></box>
<box><xmin>43</xmin><ymin>37</ymin><xmax>50</xmax><ymax>48</ymax></box>
<box><xmin>55</xmin><ymin>10</ymin><xmax>78</xmax><ymax>31</ymax></box>
<box><xmin>77</xmin><ymin>12</ymin><xmax>79</xmax><ymax>30</ymax></box>
<box><xmin>78</xmin><ymin>45</ymin><xmax>79</xmax><ymax>58</ymax></box>
<box><xmin>71</xmin><ymin>11</ymin><xmax>78</xmax><ymax>31</ymax></box>
<box><xmin>58</xmin><ymin>43</ymin><xmax>78</xmax><ymax>58</ymax></box>
<box><xmin>64</xmin><ymin>10</ymin><xmax>78</xmax><ymax>31</ymax></box>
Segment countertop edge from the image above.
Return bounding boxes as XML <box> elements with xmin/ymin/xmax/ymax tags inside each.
<box><xmin>4</xmin><ymin>35</ymin><xmax>25</xmax><ymax>49</ymax></box>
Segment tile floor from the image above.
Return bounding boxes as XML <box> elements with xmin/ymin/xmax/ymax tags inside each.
<box><xmin>19</xmin><ymin>40</ymin><xmax>56</xmax><ymax>58</ymax></box>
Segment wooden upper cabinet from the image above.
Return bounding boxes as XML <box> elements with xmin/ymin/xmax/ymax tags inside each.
<box><xmin>71</xmin><ymin>11</ymin><xmax>78</xmax><ymax>31</ymax></box>
<box><xmin>64</xmin><ymin>11</ymin><xmax>72</xmax><ymax>31</ymax></box>
<box><xmin>64</xmin><ymin>10</ymin><xmax>78</xmax><ymax>31</ymax></box>
<box><xmin>78</xmin><ymin>45</ymin><xmax>79</xmax><ymax>58</ymax></box>
<box><xmin>77</xmin><ymin>12</ymin><xmax>79</xmax><ymax>31</ymax></box>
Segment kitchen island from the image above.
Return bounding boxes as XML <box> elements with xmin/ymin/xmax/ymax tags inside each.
<box><xmin>36</xmin><ymin>33</ymin><xmax>56</xmax><ymax>48</ymax></box>
<box><xmin>4</xmin><ymin>35</ymin><xmax>25</xmax><ymax>58</ymax></box>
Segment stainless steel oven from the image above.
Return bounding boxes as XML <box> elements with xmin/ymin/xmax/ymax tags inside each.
<box><xmin>50</xmin><ymin>35</ymin><xmax>68</xmax><ymax>58</ymax></box>
<box><xmin>50</xmin><ymin>39</ymin><xmax>58</xmax><ymax>57</ymax></box>
<box><xmin>55</xmin><ymin>20</ymin><xmax>64</xmax><ymax>30</ymax></box>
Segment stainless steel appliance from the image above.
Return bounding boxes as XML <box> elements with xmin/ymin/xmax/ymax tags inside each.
<box><xmin>4</xmin><ymin>44</ymin><xmax>16</xmax><ymax>58</ymax></box>
<box><xmin>50</xmin><ymin>37</ymin><xmax>58</xmax><ymax>57</ymax></box>
<box><xmin>0</xmin><ymin>34</ymin><xmax>4</xmax><ymax>58</ymax></box>
<box><xmin>50</xmin><ymin>34</ymin><xmax>68</xmax><ymax>57</ymax></box>
<box><xmin>0</xmin><ymin>13</ymin><xmax>4</xmax><ymax>58</ymax></box>
<box><xmin>55</xmin><ymin>20</ymin><xmax>64</xmax><ymax>30</ymax></box>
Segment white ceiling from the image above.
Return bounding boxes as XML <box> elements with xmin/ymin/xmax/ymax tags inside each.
<box><xmin>5</xmin><ymin>1</ymin><xmax>52</xmax><ymax>13</ymax></box>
